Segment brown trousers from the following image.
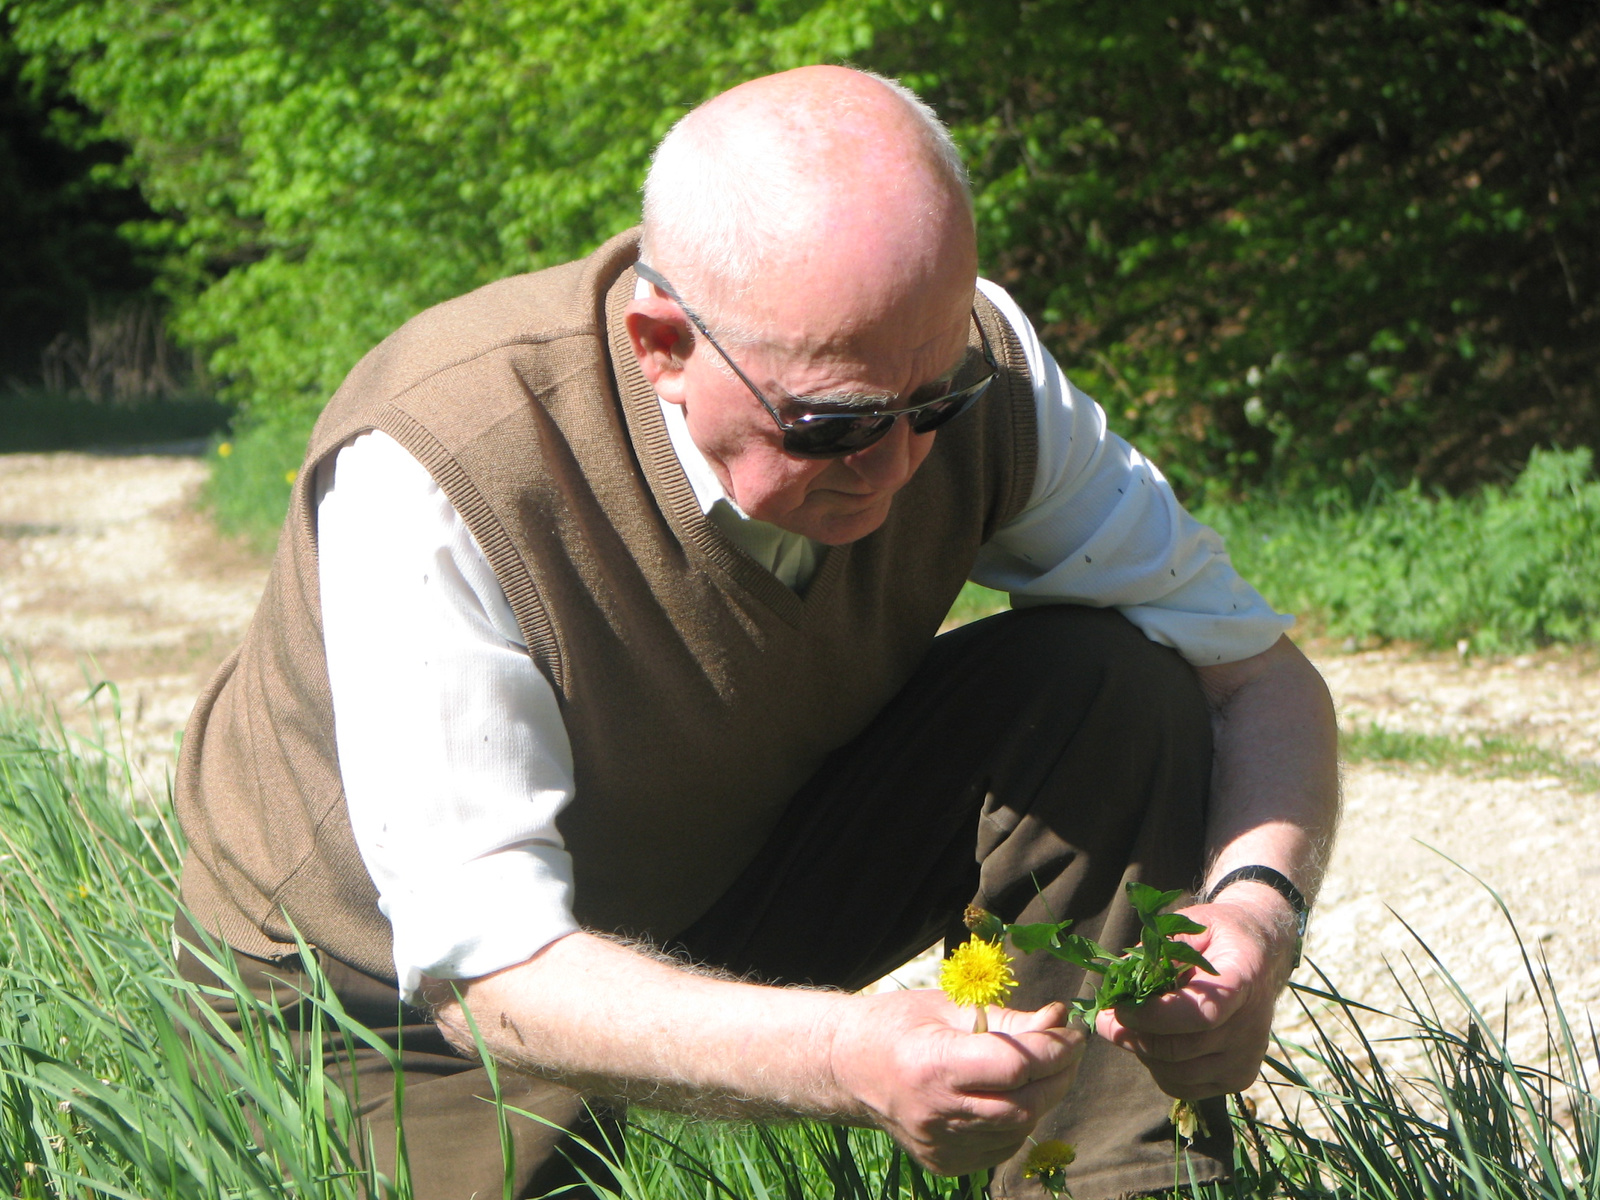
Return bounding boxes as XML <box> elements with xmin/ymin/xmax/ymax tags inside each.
<box><xmin>179</xmin><ymin>605</ymin><xmax>1228</xmax><ymax>1199</ymax></box>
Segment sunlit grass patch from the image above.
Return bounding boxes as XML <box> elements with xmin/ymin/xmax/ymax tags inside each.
<box><xmin>204</xmin><ymin>409</ymin><xmax>318</xmax><ymax>553</ymax></box>
<box><xmin>1341</xmin><ymin>722</ymin><xmax>1600</xmax><ymax>794</ymax></box>
<box><xmin>943</xmin><ymin>581</ymin><xmax>1009</xmax><ymax>629</ymax></box>
<box><xmin>1204</xmin><ymin>447</ymin><xmax>1600</xmax><ymax>654</ymax></box>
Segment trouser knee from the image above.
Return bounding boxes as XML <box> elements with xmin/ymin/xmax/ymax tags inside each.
<box><xmin>947</xmin><ymin>604</ymin><xmax>1214</xmax><ymax>931</ymax></box>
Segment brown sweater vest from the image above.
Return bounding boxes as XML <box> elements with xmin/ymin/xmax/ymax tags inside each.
<box><xmin>175</xmin><ymin>229</ymin><xmax>1038</xmax><ymax>983</ymax></box>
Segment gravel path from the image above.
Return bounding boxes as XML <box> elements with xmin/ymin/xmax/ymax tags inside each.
<box><xmin>2</xmin><ymin>447</ymin><xmax>1596</xmax><ymax>1116</ymax></box>
<box><xmin>0</xmin><ymin>449</ymin><xmax>268</xmax><ymax>789</ymax></box>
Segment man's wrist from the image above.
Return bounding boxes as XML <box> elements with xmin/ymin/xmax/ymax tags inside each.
<box><xmin>1204</xmin><ymin>865</ymin><xmax>1309</xmax><ymax>968</ymax></box>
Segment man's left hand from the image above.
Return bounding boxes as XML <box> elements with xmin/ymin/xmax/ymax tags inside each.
<box><xmin>1092</xmin><ymin>892</ymin><xmax>1298</xmax><ymax>1098</ymax></box>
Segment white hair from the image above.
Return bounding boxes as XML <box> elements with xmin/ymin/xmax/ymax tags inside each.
<box><xmin>638</xmin><ymin>69</ymin><xmax>971</xmax><ymax>348</ymax></box>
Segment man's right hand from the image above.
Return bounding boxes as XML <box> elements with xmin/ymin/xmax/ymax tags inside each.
<box><xmin>827</xmin><ymin>991</ymin><xmax>1083</xmax><ymax>1175</ymax></box>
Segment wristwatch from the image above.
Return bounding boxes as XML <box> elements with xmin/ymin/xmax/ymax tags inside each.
<box><xmin>1204</xmin><ymin>864</ymin><xmax>1309</xmax><ymax>969</ymax></box>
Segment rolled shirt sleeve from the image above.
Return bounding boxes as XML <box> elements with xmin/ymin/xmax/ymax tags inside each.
<box><xmin>316</xmin><ymin>431</ymin><xmax>580</xmax><ymax>1002</ymax></box>
<box><xmin>972</xmin><ymin>281</ymin><xmax>1293</xmax><ymax>665</ymax></box>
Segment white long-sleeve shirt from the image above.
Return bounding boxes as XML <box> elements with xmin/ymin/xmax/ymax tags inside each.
<box><xmin>316</xmin><ymin>280</ymin><xmax>1292</xmax><ymax>999</ymax></box>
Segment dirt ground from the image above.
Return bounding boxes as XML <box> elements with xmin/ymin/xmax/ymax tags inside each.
<box><xmin>3</xmin><ymin>447</ymin><xmax>1597</xmax><ymax>1119</ymax></box>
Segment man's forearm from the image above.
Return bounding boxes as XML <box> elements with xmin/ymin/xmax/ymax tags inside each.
<box><xmin>424</xmin><ymin>930</ymin><xmax>852</xmax><ymax>1120</ymax></box>
<box><xmin>424</xmin><ymin>928</ymin><xmax>1083</xmax><ymax>1175</ymax></box>
<box><xmin>1194</xmin><ymin>634</ymin><xmax>1339</xmax><ymax>946</ymax></box>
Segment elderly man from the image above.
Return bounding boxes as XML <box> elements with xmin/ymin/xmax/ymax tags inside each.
<box><xmin>175</xmin><ymin>66</ymin><xmax>1337</xmax><ymax>1200</ymax></box>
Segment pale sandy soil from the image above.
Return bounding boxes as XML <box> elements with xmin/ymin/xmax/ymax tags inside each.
<box><xmin>2</xmin><ymin>448</ymin><xmax>1596</xmax><ymax>1124</ymax></box>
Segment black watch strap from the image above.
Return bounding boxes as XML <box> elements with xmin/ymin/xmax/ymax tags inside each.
<box><xmin>1205</xmin><ymin>865</ymin><xmax>1309</xmax><ymax>969</ymax></box>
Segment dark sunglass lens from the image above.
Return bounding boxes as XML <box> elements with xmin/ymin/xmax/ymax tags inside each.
<box><xmin>907</xmin><ymin>379</ymin><xmax>992</xmax><ymax>435</ymax></box>
<box><xmin>785</xmin><ymin>415</ymin><xmax>896</xmax><ymax>458</ymax></box>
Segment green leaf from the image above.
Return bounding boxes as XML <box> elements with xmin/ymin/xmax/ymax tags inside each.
<box><xmin>1006</xmin><ymin>920</ymin><xmax>1070</xmax><ymax>953</ymax></box>
<box><xmin>1125</xmin><ymin>882</ymin><xmax>1183</xmax><ymax>917</ymax></box>
<box><xmin>1163</xmin><ymin>942</ymin><xmax>1219</xmax><ymax>975</ymax></box>
<box><xmin>1154</xmin><ymin>912</ymin><xmax>1206</xmax><ymax>936</ymax></box>
<box><xmin>1044</xmin><ymin>934</ymin><xmax>1113</xmax><ymax>972</ymax></box>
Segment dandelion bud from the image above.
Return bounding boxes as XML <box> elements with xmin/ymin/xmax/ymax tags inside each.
<box><xmin>962</xmin><ymin>904</ymin><xmax>1005</xmax><ymax>941</ymax></box>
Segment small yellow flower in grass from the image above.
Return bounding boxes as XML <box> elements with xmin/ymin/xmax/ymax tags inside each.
<box><xmin>940</xmin><ymin>935</ymin><xmax>1016</xmax><ymax>1032</ymax></box>
<box><xmin>217</xmin><ymin>441</ymin><xmax>233</xmax><ymax>457</ymax></box>
<box><xmin>285</xmin><ymin>469</ymin><xmax>298</xmax><ymax>484</ymax></box>
<box><xmin>1022</xmin><ymin>1138</ymin><xmax>1076</xmax><ymax>1196</ymax></box>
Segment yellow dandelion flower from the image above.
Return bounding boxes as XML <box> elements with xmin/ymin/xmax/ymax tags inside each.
<box><xmin>1022</xmin><ymin>1139</ymin><xmax>1076</xmax><ymax>1196</ymax></box>
<box><xmin>285</xmin><ymin>469</ymin><xmax>298</xmax><ymax>484</ymax></box>
<box><xmin>940</xmin><ymin>936</ymin><xmax>1017</xmax><ymax>1010</ymax></box>
<box><xmin>217</xmin><ymin>441</ymin><xmax>233</xmax><ymax>458</ymax></box>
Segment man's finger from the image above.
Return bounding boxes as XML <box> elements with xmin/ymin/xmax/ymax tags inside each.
<box><xmin>1142</xmin><ymin>1049</ymin><xmax>1264</xmax><ymax>1099</ymax></box>
<box><xmin>914</xmin><ymin>1132</ymin><xmax>1033</xmax><ymax>1179</ymax></box>
<box><xmin>1103</xmin><ymin>973</ymin><xmax>1244</xmax><ymax>1037</ymax></box>
<box><xmin>983</xmin><ymin>1062</ymin><xmax>1081</xmax><ymax>1118</ymax></box>
<box><xmin>1097</xmin><ymin>1019</ymin><xmax>1231</xmax><ymax>1065</ymax></box>
<box><xmin>945</xmin><ymin>1026</ymin><xmax>1085</xmax><ymax>1092</ymax></box>
<box><xmin>941</xmin><ymin>1070</ymin><xmax>1079</xmax><ymax>1144</ymax></box>
<box><xmin>986</xmin><ymin>1001</ymin><xmax>1071</xmax><ymax>1034</ymax></box>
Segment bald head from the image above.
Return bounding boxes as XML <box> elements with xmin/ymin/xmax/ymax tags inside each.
<box><xmin>640</xmin><ymin>67</ymin><xmax>976</xmax><ymax>354</ymax></box>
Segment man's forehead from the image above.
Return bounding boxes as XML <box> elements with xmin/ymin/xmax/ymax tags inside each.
<box><xmin>771</xmin><ymin>266</ymin><xmax>976</xmax><ymax>339</ymax></box>
<box><xmin>750</xmin><ymin>304</ymin><xmax>979</xmax><ymax>405</ymax></box>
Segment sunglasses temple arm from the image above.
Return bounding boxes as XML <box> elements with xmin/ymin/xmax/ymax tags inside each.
<box><xmin>636</xmin><ymin>261</ymin><xmax>795</xmax><ymax>432</ymax></box>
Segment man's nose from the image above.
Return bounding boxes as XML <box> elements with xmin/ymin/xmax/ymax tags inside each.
<box><xmin>842</xmin><ymin>419</ymin><xmax>927</xmax><ymax>488</ymax></box>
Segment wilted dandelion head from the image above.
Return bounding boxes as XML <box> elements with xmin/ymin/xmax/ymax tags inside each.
<box><xmin>1022</xmin><ymin>1139</ymin><xmax>1075</xmax><ymax>1193</ymax></box>
<box><xmin>939</xmin><ymin>935</ymin><xmax>1016</xmax><ymax>1009</ymax></box>
<box><xmin>1170</xmin><ymin>1096</ymin><xmax>1209</xmax><ymax>1142</ymax></box>
<box><xmin>963</xmin><ymin>904</ymin><xmax>1005</xmax><ymax>940</ymax></box>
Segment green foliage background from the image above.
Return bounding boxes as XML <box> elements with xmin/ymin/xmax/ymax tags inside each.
<box><xmin>884</xmin><ymin>1</ymin><xmax>1598</xmax><ymax>498</ymax></box>
<box><xmin>5</xmin><ymin>0</ymin><xmax>1597</xmax><ymax>511</ymax></box>
<box><xmin>0</xmin><ymin>12</ymin><xmax>156</xmax><ymax>382</ymax></box>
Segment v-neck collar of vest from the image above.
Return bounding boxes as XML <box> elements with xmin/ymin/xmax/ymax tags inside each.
<box><xmin>605</xmin><ymin>261</ymin><xmax>849</xmax><ymax>628</ymax></box>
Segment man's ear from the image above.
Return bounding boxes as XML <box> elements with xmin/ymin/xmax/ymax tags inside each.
<box><xmin>624</xmin><ymin>301</ymin><xmax>693</xmax><ymax>406</ymax></box>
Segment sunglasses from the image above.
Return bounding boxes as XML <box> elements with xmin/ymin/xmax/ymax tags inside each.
<box><xmin>634</xmin><ymin>261</ymin><xmax>998</xmax><ymax>459</ymax></box>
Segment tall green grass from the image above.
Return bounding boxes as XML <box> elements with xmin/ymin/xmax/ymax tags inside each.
<box><xmin>0</xmin><ymin>673</ymin><xmax>392</xmax><ymax>1198</ymax></box>
<box><xmin>3</xmin><ymin>667</ymin><xmax>1596</xmax><ymax>1198</ymax></box>
<box><xmin>1202</xmin><ymin>447</ymin><xmax>1600</xmax><ymax>652</ymax></box>
<box><xmin>0</xmin><ymin>673</ymin><xmax>1030</xmax><ymax>1199</ymax></box>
